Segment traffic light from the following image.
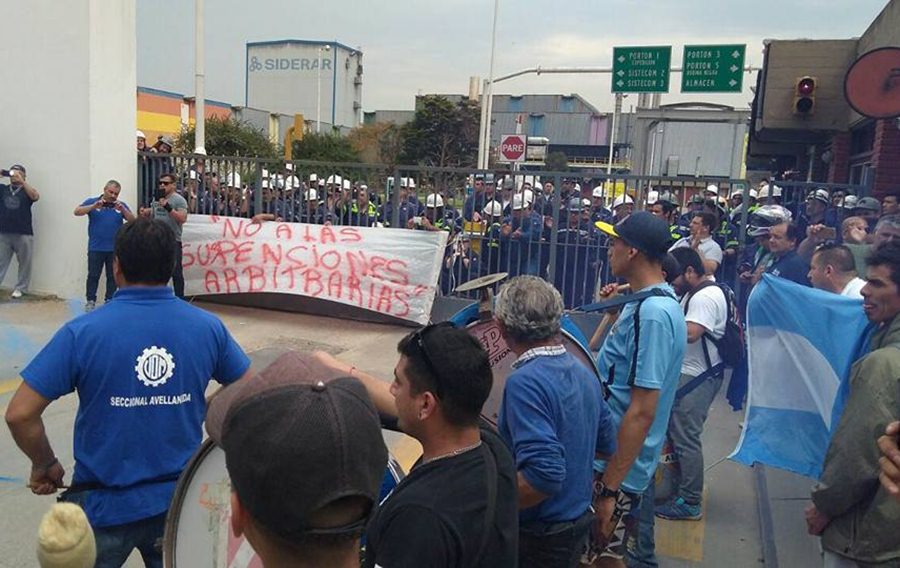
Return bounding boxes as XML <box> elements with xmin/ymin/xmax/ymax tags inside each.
<box><xmin>793</xmin><ymin>76</ymin><xmax>817</xmax><ymax>116</ymax></box>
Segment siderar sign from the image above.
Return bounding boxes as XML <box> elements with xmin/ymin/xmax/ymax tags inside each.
<box><xmin>248</xmin><ymin>55</ymin><xmax>332</xmax><ymax>73</ymax></box>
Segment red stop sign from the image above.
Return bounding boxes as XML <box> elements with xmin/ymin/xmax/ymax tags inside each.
<box><xmin>500</xmin><ymin>135</ymin><xmax>526</xmax><ymax>161</ymax></box>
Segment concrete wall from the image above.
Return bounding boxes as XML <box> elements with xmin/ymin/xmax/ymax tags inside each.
<box><xmin>246</xmin><ymin>41</ymin><xmax>362</xmax><ymax>130</ymax></box>
<box><xmin>0</xmin><ymin>0</ymin><xmax>136</xmax><ymax>298</ymax></box>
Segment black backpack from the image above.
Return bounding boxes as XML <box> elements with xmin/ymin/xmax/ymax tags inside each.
<box><xmin>684</xmin><ymin>281</ymin><xmax>745</xmax><ymax>368</ymax></box>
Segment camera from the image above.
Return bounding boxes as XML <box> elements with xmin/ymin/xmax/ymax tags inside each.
<box><xmin>0</xmin><ymin>169</ymin><xmax>10</xmax><ymax>177</ymax></box>
<box><xmin>154</xmin><ymin>188</ymin><xmax>166</xmax><ymax>200</ymax></box>
<box><xmin>102</xmin><ymin>200</ymin><xmax>118</xmax><ymax>208</ymax></box>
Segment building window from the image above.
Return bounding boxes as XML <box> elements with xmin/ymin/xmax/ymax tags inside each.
<box><xmin>559</xmin><ymin>96</ymin><xmax>575</xmax><ymax>113</ymax></box>
<box><xmin>508</xmin><ymin>96</ymin><xmax>523</xmax><ymax>113</ymax></box>
<box><xmin>850</xmin><ymin>122</ymin><xmax>875</xmax><ymax>157</ymax></box>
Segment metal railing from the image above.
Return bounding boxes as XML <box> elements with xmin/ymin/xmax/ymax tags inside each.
<box><xmin>137</xmin><ymin>152</ymin><xmax>868</xmax><ymax>310</ymax></box>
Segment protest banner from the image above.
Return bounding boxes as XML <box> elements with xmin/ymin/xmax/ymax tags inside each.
<box><xmin>181</xmin><ymin>215</ymin><xmax>448</xmax><ymax>325</ymax></box>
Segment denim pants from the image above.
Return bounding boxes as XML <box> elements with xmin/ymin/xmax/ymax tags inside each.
<box><xmin>519</xmin><ymin>510</ymin><xmax>594</xmax><ymax>568</ymax></box>
<box><xmin>59</xmin><ymin>490</ymin><xmax>165</xmax><ymax>568</ymax></box>
<box><xmin>172</xmin><ymin>242</ymin><xmax>184</xmax><ymax>298</ymax></box>
<box><xmin>668</xmin><ymin>372</ymin><xmax>725</xmax><ymax>504</ymax></box>
<box><xmin>86</xmin><ymin>251</ymin><xmax>116</xmax><ymax>302</ymax></box>
<box><xmin>626</xmin><ymin>481</ymin><xmax>658</xmax><ymax>568</ymax></box>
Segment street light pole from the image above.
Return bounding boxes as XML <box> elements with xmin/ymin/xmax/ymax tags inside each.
<box><xmin>479</xmin><ymin>0</ymin><xmax>501</xmax><ymax>169</ymax></box>
<box><xmin>193</xmin><ymin>0</ymin><xmax>206</xmax><ymax>155</ymax></box>
<box><xmin>317</xmin><ymin>44</ymin><xmax>330</xmax><ymax>133</ymax></box>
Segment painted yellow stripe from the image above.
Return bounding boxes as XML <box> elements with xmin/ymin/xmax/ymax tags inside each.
<box><xmin>0</xmin><ymin>377</ymin><xmax>22</xmax><ymax>396</ymax></box>
<box><xmin>137</xmin><ymin>110</ymin><xmax>183</xmax><ymax>135</ymax></box>
<box><xmin>389</xmin><ymin>435</ymin><xmax>422</xmax><ymax>473</ymax></box>
<box><xmin>655</xmin><ymin>495</ymin><xmax>707</xmax><ymax>561</ymax></box>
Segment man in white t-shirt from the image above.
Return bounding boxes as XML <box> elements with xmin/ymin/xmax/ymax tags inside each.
<box><xmin>808</xmin><ymin>243</ymin><xmax>866</xmax><ymax>299</ymax></box>
<box><xmin>655</xmin><ymin>247</ymin><xmax>728</xmax><ymax>521</ymax></box>
<box><xmin>669</xmin><ymin>211</ymin><xmax>724</xmax><ymax>276</ymax></box>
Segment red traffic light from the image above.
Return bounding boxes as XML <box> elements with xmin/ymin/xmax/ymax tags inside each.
<box><xmin>797</xmin><ymin>77</ymin><xmax>816</xmax><ymax>96</ymax></box>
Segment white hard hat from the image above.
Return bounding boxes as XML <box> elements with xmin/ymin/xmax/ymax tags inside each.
<box><xmin>574</xmin><ymin>183</ymin><xmax>582</xmax><ymax>192</ymax></box>
<box><xmin>647</xmin><ymin>190</ymin><xmax>659</xmax><ymax>205</ymax></box>
<box><xmin>592</xmin><ymin>186</ymin><xmax>605</xmax><ymax>198</ymax></box>
<box><xmin>759</xmin><ymin>184</ymin><xmax>782</xmax><ymax>198</ymax></box>
<box><xmin>136</xmin><ymin>130</ymin><xmax>146</xmax><ymax>139</ymax></box>
<box><xmin>523</xmin><ymin>188</ymin><xmax>534</xmax><ymax>205</ymax></box>
<box><xmin>483</xmin><ymin>200</ymin><xmax>504</xmax><ymax>217</ymax></box>
<box><xmin>512</xmin><ymin>193</ymin><xmax>529</xmax><ymax>211</ymax></box>
<box><xmin>261</xmin><ymin>179</ymin><xmax>270</xmax><ymax>189</ymax></box>
<box><xmin>226</xmin><ymin>172</ymin><xmax>242</xmax><ymax>188</ymax></box>
<box><xmin>305</xmin><ymin>188</ymin><xmax>318</xmax><ymax>201</ymax></box>
<box><xmin>408</xmin><ymin>178</ymin><xmax>417</xmax><ymax>189</ymax></box>
<box><xmin>426</xmin><ymin>193</ymin><xmax>444</xmax><ymax>208</ymax></box>
<box><xmin>285</xmin><ymin>163</ymin><xmax>295</xmax><ymax>171</ymax></box>
<box><xmin>309</xmin><ymin>173</ymin><xmax>319</xmax><ymax>182</ymax></box>
<box><xmin>188</xmin><ymin>170</ymin><xmax>198</xmax><ymax>180</ymax></box>
<box><xmin>581</xmin><ymin>198</ymin><xmax>591</xmax><ymax>209</ymax></box>
<box><xmin>342</xmin><ymin>179</ymin><xmax>351</xmax><ymax>190</ymax></box>
<box><xmin>285</xmin><ymin>175</ymin><xmax>300</xmax><ymax>189</ymax></box>
<box><xmin>749</xmin><ymin>189</ymin><xmax>759</xmax><ymax>199</ymax></box>
<box><xmin>359</xmin><ymin>184</ymin><xmax>368</xmax><ymax>191</ymax></box>
<box><xmin>262</xmin><ymin>168</ymin><xmax>270</xmax><ymax>178</ymax></box>
<box><xmin>705</xmin><ymin>184</ymin><xmax>719</xmax><ymax>195</ymax></box>
<box><xmin>326</xmin><ymin>174</ymin><xmax>343</xmax><ymax>185</ymax></box>
<box><xmin>612</xmin><ymin>194</ymin><xmax>634</xmax><ymax>208</ymax></box>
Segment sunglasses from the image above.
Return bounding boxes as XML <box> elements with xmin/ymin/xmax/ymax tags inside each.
<box><xmin>158</xmin><ymin>180</ymin><xmax>174</xmax><ymax>185</ymax></box>
<box><xmin>411</xmin><ymin>322</ymin><xmax>453</xmax><ymax>397</ymax></box>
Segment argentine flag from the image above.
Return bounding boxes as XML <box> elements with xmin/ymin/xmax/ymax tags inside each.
<box><xmin>730</xmin><ymin>275</ymin><xmax>872</xmax><ymax>479</ymax></box>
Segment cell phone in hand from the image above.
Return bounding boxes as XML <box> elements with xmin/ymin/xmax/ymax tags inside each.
<box><xmin>820</xmin><ymin>226</ymin><xmax>837</xmax><ymax>240</ymax></box>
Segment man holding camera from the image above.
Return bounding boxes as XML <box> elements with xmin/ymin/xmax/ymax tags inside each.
<box><xmin>0</xmin><ymin>164</ymin><xmax>40</xmax><ymax>299</ymax></box>
<box><xmin>140</xmin><ymin>173</ymin><xmax>188</xmax><ymax>298</ymax></box>
<box><xmin>74</xmin><ymin>180</ymin><xmax>136</xmax><ymax>311</ymax></box>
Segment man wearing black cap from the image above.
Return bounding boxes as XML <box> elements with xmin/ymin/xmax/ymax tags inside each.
<box><xmin>0</xmin><ymin>164</ymin><xmax>40</xmax><ymax>299</ymax></box>
<box><xmin>206</xmin><ymin>352</ymin><xmax>389</xmax><ymax>568</ymax></box>
<box><xmin>314</xmin><ymin>325</ymin><xmax>518</xmax><ymax>568</ymax></box>
<box><xmin>593</xmin><ymin>212</ymin><xmax>687</xmax><ymax>567</ymax></box>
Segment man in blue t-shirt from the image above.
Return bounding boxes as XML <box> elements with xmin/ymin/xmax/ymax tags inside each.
<box><xmin>495</xmin><ymin>275</ymin><xmax>617</xmax><ymax>568</ymax></box>
<box><xmin>73</xmin><ymin>180</ymin><xmax>136</xmax><ymax>311</ymax></box>
<box><xmin>5</xmin><ymin>218</ymin><xmax>252</xmax><ymax>568</ymax></box>
<box><xmin>593</xmin><ymin>212</ymin><xmax>687</xmax><ymax>566</ymax></box>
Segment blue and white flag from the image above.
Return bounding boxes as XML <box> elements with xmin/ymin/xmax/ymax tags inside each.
<box><xmin>730</xmin><ymin>275</ymin><xmax>872</xmax><ymax>479</ymax></box>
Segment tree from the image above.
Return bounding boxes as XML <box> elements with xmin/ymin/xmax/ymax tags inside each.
<box><xmin>545</xmin><ymin>151</ymin><xmax>569</xmax><ymax>173</ymax></box>
<box><xmin>175</xmin><ymin>116</ymin><xmax>280</xmax><ymax>158</ymax></box>
<box><xmin>399</xmin><ymin>96</ymin><xmax>479</xmax><ymax>168</ymax></box>
<box><xmin>348</xmin><ymin>122</ymin><xmax>404</xmax><ymax>166</ymax></box>
<box><xmin>292</xmin><ymin>132</ymin><xmax>360</xmax><ymax>163</ymax></box>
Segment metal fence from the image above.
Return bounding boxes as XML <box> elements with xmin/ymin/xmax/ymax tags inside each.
<box><xmin>137</xmin><ymin>152</ymin><xmax>868</xmax><ymax>310</ymax></box>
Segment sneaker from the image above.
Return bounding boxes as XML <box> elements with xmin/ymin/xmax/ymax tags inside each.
<box><xmin>10</xmin><ymin>289</ymin><xmax>23</xmax><ymax>299</ymax></box>
<box><xmin>85</xmin><ymin>301</ymin><xmax>96</xmax><ymax>312</ymax></box>
<box><xmin>655</xmin><ymin>497</ymin><xmax>702</xmax><ymax>521</ymax></box>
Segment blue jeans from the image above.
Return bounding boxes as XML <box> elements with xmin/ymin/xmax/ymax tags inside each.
<box><xmin>627</xmin><ymin>481</ymin><xmax>658</xmax><ymax>568</ymax></box>
<box><xmin>87</xmin><ymin>251</ymin><xmax>116</xmax><ymax>302</ymax></box>
<box><xmin>93</xmin><ymin>513</ymin><xmax>166</xmax><ymax>568</ymax></box>
<box><xmin>519</xmin><ymin>510</ymin><xmax>594</xmax><ymax>568</ymax></box>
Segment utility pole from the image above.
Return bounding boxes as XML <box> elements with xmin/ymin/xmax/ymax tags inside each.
<box><xmin>193</xmin><ymin>0</ymin><xmax>206</xmax><ymax>155</ymax></box>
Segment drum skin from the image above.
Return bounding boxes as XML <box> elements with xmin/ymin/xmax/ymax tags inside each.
<box><xmin>163</xmin><ymin>439</ymin><xmax>404</xmax><ymax>567</ymax></box>
<box><xmin>450</xmin><ymin>303</ymin><xmax>601</xmax><ymax>425</ymax></box>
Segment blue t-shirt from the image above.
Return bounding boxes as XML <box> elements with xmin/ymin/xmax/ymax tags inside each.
<box><xmin>80</xmin><ymin>197</ymin><xmax>132</xmax><ymax>252</ymax></box>
<box><xmin>22</xmin><ymin>287</ymin><xmax>250</xmax><ymax>528</ymax></box>
<box><xmin>498</xmin><ymin>352</ymin><xmax>616</xmax><ymax>524</ymax></box>
<box><xmin>595</xmin><ymin>283</ymin><xmax>687</xmax><ymax>494</ymax></box>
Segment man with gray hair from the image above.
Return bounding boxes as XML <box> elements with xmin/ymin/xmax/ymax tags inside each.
<box><xmin>495</xmin><ymin>275</ymin><xmax>616</xmax><ymax>568</ymax></box>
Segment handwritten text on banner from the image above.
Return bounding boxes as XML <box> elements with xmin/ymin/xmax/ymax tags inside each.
<box><xmin>181</xmin><ymin>215</ymin><xmax>448</xmax><ymax>324</ymax></box>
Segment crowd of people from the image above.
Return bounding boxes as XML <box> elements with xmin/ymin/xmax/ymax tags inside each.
<box><xmin>4</xmin><ymin>143</ymin><xmax>900</xmax><ymax>567</ymax></box>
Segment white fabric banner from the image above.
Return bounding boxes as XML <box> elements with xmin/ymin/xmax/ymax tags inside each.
<box><xmin>181</xmin><ymin>215</ymin><xmax>448</xmax><ymax>325</ymax></box>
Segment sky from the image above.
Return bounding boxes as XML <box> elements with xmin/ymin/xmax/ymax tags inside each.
<box><xmin>137</xmin><ymin>0</ymin><xmax>890</xmax><ymax>115</ymax></box>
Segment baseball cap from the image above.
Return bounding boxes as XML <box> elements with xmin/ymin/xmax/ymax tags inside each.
<box><xmin>808</xmin><ymin>188</ymin><xmax>830</xmax><ymax>204</ymax></box>
<box><xmin>207</xmin><ymin>352</ymin><xmax>388</xmax><ymax>541</ymax></box>
<box><xmin>9</xmin><ymin>164</ymin><xmax>26</xmax><ymax>175</ymax></box>
<box><xmin>595</xmin><ymin>211</ymin><xmax>671</xmax><ymax>260</ymax></box>
<box><xmin>854</xmin><ymin>197</ymin><xmax>881</xmax><ymax>212</ymax></box>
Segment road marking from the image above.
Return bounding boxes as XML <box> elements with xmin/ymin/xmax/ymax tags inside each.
<box><xmin>0</xmin><ymin>377</ymin><xmax>21</xmax><ymax>396</ymax></box>
<box><xmin>655</xmin><ymin>497</ymin><xmax>707</xmax><ymax>561</ymax></box>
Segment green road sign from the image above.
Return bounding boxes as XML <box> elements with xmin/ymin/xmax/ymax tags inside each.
<box><xmin>681</xmin><ymin>45</ymin><xmax>746</xmax><ymax>93</ymax></box>
<box><xmin>612</xmin><ymin>46</ymin><xmax>672</xmax><ymax>93</ymax></box>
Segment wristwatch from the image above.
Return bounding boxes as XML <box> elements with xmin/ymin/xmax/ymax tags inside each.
<box><xmin>596</xmin><ymin>480</ymin><xmax>620</xmax><ymax>500</ymax></box>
